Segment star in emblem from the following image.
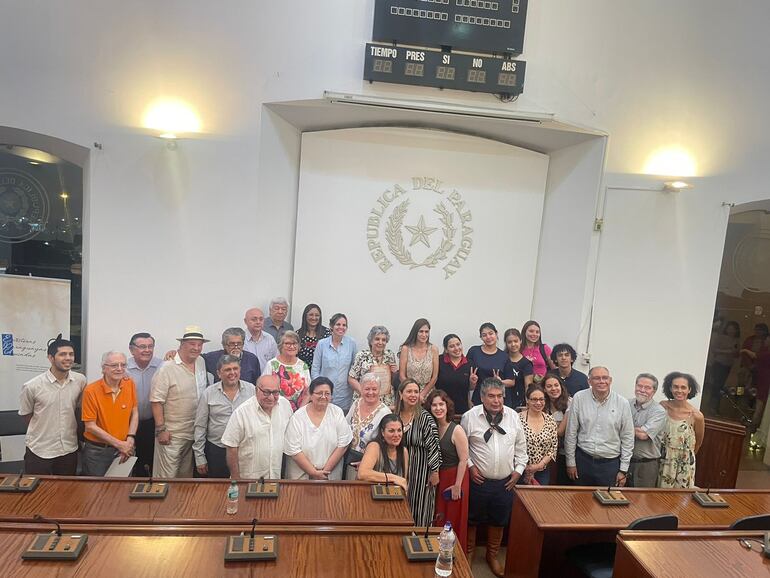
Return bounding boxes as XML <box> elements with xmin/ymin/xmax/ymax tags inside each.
<box><xmin>405</xmin><ymin>215</ymin><xmax>438</xmax><ymax>248</ymax></box>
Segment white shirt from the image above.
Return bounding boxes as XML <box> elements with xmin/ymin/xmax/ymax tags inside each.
<box><xmin>221</xmin><ymin>396</ymin><xmax>292</xmax><ymax>479</ymax></box>
<box><xmin>19</xmin><ymin>369</ymin><xmax>86</xmax><ymax>458</ymax></box>
<box><xmin>284</xmin><ymin>404</ymin><xmax>353</xmax><ymax>480</ymax></box>
<box><xmin>461</xmin><ymin>405</ymin><xmax>528</xmax><ymax>480</ymax></box>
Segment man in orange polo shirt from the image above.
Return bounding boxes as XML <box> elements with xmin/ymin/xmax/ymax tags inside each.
<box><xmin>81</xmin><ymin>351</ymin><xmax>139</xmax><ymax>476</ymax></box>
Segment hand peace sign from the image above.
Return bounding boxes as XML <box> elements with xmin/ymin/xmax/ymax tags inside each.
<box><xmin>469</xmin><ymin>366</ymin><xmax>478</xmax><ymax>386</ymax></box>
<box><xmin>492</xmin><ymin>368</ymin><xmax>501</xmax><ymax>380</ymax></box>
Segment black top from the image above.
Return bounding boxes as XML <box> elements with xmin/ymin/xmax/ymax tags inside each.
<box><xmin>298</xmin><ymin>326</ymin><xmax>331</xmax><ymax>367</ymax></box>
<box><xmin>438</xmin><ymin>422</ymin><xmax>459</xmax><ymax>469</ymax></box>
<box><xmin>467</xmin><ymin>346</ymin><xmax>513</xmax><ymax>406</ymax></box>
<box><xmin>202</xmin><ymin>350</ymin><xmax>261</xmax><ymax>385</ymax></box>
<box><xmin>561</xmin><ymin>368</ymin><xmax>589</xmax><ymax>396</ymax></box>
<box><xmin>436</xmin><ymin>355</ymin><xmax>472</xmax><ymax>415</ymax></box>
<box><xmin>508</xmin><ymin>357</ymin><xmax>534</xmax><ymax>410</ymax></box>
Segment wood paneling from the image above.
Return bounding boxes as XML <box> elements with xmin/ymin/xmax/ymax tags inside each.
<box><xmin>614</xmin><ymin>530</ymin><xmax>770</xmax><ymax>578</ymax></box>
<box><xmin>0</xmin><ymin>477</ymin><xmax>413</xmax><ymax>526</ymax></box>
<box><xmin>695</xmin><ymin>418</ymin><xmax>746</xmax><ymax>489</ymax></box>
<box><xmin>0</xmin><ymin>523</ymin><xmax>472</xmax><ymax>578</ymax></box>
<box><xmin>505</xmin><ymin>486</ymin><xmax>770</xmax><ymax>578</ymax></box>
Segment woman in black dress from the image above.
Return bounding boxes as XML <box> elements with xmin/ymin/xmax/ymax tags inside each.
<box><xmin>435</xmin><ymin>333</ymin><xmax>472</xmax><ymax>416</ymax></box>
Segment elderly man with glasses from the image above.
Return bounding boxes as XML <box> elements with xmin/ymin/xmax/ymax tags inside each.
<box><xmin>222</xmin><ymin>374</ymin><xmax>293</xmax><ymax>480</ymax></box>
<box><xmin>81</xmin><ymin>351</ymin><xmax>139</xmax><ymax>476</ymax></box>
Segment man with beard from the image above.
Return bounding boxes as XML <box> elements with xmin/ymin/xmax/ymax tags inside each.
<box><xmin>627</xmin><ymin>373</ymin><xmax>667</xmax><ymax>487</ymax></box>
<box><xmin>19</xmin><ymin>334</ymin><xmax>86</xmax><ymax>475</ymax></box>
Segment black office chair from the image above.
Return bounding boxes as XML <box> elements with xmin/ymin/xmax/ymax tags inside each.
<box><xmin>0</xmin><ymin>410</ymin><xmax>28</xmax><ymax>474</ymax></box>
<box><xmin>567</xmin><ymin>514</ymin><xmax>679</xmax><ymax>578</ymax></box>
<box><xmin>729</xmin><ymin>514</ymin><xmax>770</xmax><ymax>531</ymax></box>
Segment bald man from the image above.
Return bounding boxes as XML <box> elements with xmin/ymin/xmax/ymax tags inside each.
<box><xmin>242</xmin><ymin>307</ymin><xmax>278</xmax><ymax>369</ymax></box>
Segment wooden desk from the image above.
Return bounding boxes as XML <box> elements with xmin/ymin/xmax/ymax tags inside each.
<box><xmin>0</xmin><ymin>477</ymin><xmax>413</xmax><ymax>526</ymax></box>
<box><xmin>0</xmin><ymin>522</ymin><xmax>473</xmax><ymax>578</ymax></box>
<box><xmin>506</xmin><ymin>486</ymin><xmax>770</xmax><ymax>578</ymax></box>
<box><xmin>614</xmin><ymin>530</ymin><xmax>770</xmax><ymax>577</ymax></box>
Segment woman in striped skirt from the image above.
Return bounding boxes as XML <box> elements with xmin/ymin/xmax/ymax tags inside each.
<box><xmin>397</xmin><ymin>378</ymin><xmax>441</xmax><ymax>526</ymax></box>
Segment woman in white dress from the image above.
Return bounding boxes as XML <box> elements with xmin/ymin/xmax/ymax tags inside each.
<box><xmin>284</xmin><ymin>376</ymin><xmax>353</xmax><ymax>480</ymax></box>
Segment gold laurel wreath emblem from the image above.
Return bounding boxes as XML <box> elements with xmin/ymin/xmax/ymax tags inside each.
<box><xmin>385</xmin><ymin>199</ymin><xmax>456</xmax><ymax>269</ymax></box>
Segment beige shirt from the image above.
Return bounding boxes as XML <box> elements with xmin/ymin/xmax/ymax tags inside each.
<box><xmin>19</xmin><ymin>369</ymin><xmax>86</xmax><ymax>459</ymax></box>
<box><xmin>220</xmin><ymin>396</ymin><xmax>293</xmax><ymax>479</ymax></box>
<box><xmin>150</xmin><ymin>354</ymin><xmax>208</xmax><ymax>441</ymax></box>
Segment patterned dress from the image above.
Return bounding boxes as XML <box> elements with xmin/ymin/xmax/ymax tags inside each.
<box><xmin>349</xmin><ymin>349</ymin><xmax>397</xmax><ymax>408</ymax></box>
<box><xmin>262</xmin><ymin>357</ymin><xmax>311</xmax><ymax>412</ymax></box>
<box><xmin>404</xmin><ymin>346</ymin><xmax>434</xmax><ymax>392</ymax></box>
<box><xmin>658</xmin><ymin>413</ymin><xmax>697</xmax><ymax>488</ymax></box>
<box><xmin>298</xmin><ymin>327</ymin><xmax>330</xmax><ymax>367</ymax></box>
<box><xmin>401</xmin><ymin>408</ymin><xmax>441</xmax><ymax>526</ymax></box>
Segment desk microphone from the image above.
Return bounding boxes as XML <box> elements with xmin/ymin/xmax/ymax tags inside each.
<box><xmin>33</xmin><ymin>514</ymin><xmax>62</xmax><ymax>537</ymax></box>
<box><xmin>249</xmin><ymin>518</ymin><xmax>258</xmax><ymax>552</ymax></box>
<box><xmin>13</xmin><ymin>468</ymin><xmax>23</xmax><ymax>489</ymax></box>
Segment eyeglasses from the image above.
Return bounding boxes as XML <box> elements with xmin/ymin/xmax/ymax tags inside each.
<box><xmin>313</xmin><ymin>391</ymin><xmax>332</xmax><ymax>398</ymax></box>
<box><xmin>258</xmin><ymin>388</ymin><xmax>281</xmax><ymax>397</ymax></box>
<box><xmin>131</xmin><ymin>344</ymin><xmax>153</xmax><ymax>350</ymax></box>
<box><xmin>105</xmin><ymin>363</ymin><xmax>127</xmax><ymax>369</ymax></box>
<box><xmin>283</xmin><ymin>342</ymin><xmax>299</xmax><ymax>348</ymax></box>
<box><xmin>528</xmin><ymin>398</ymin><xmax>546</xmax><ymax>403</ymax></box>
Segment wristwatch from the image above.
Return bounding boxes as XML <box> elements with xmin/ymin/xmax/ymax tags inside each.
<box><xmin>126</xmin><ymin>434</ymin><xmax>136</xmax><ymax>439</ymax></box>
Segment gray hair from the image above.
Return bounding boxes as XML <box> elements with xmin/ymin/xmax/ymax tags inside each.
<box><xmin>479</xmin><ymin>377</ymin><xmax>504</xmax><ymax>396</ymax></box>
<box><xmin>277</xmin><ymin>330</ymin><xmax>300</xmax><ymax>351</ymax></box>
<box><xmin>635</xmin><ymin>372</ymin><xmax>659</xmax><ymax>391</ymax></box>
<box><xmin>217</xmin><ymin>354</ymin><xmax>241</xmax><ymax>371</ymax></box>
<box><xmin>101</xmin><ymin>351</ymin><xmax>126</xmax><ymax>366</ymax></box>
<box><xmin>361</xmin><ymin>372</ymin><xmax>381</xmax><ymax>387</ymax></box>
<box><xmin>269</xmin><ymin>297</ymin><xmax>289</xmax><ymax>309</ymax></box>
<box><xmin>367</xmin><ymin>325</ymin><xmax>390</xmax><ymax>347</ymax></box>
<box><xmin>588</xmin><ymin>365</ymin><xmax>610</xmax><ymax>377</ymax></box>
<box><xmin>221</xmin><ymin>327</ymin><xmax>246</xmax><ymax>345</ymax></box>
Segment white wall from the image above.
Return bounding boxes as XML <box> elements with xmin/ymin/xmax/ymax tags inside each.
<box><xmin>2</xmin><ymin>1</ymin><xmax>770</xmax><ymax>384</ymax></box>
<box><xmin>292</xmin><ymin>127</ymin><xmax>549</xmax><ymax>348</ymax></box>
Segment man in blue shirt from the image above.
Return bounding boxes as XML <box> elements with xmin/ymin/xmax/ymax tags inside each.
<box><xmin>550</xmin><ymin>343</ymin><xmax>589</xmax><ymax>396</ymax></box>
<box><xmin>202</xmin><ymin>328</ymin><xmax>261</xmax><ymax>385</ymax></box>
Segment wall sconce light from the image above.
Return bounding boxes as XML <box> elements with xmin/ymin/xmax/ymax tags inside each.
<box><xmin>663</xmin><ymin>180</ymin><xmax>693</xmax><ymax>192</ymax></box>
<box><xmin>142</xmin><ymin>99</ymin><xmax>202</xmax><ymax>148</ymax></box>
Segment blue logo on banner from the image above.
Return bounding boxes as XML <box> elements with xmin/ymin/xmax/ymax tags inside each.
<box><xmin>1</xmin><ymin>334</ymin><xmax>13</xmax><ymax>356</ymax></box>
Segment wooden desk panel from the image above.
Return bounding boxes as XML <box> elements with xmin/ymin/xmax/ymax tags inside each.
<box><xmin>515</xmin><ymin>486</ymin><xmax>770</xmax><ymax>530</ymax></box>
<box><xmin>614</xmin><ymin>530</ymin><xmax>770</xmax><ymax>578</ymax></box>
<box><xmin>505</xmin><ymin>486</ymin><xmax>770</xmax><ymax>578</ymax></box>
<box><xmin>152</xmin><ymin>480</ymin><xmax>413</xmax><ymax>525</ymax></box>
<box><xmin>0</xmin><ymin>523</ymin><xmax>472</xmax><ymax>578</ymax></box>
<box><xmin>0</xmin><ymin>477</ymin><xmax>413</xmax><ymax>526</ymax></box>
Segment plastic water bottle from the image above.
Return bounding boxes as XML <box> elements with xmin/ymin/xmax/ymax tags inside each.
<box><xmin>226</xmin><ymin>480</ymin><xmax>239</xmax><ymax>515</ymax></box>
<box><xmin>434</xmin><ymin>521</ymin><xmax>455</xmax><ymax>577</ymax></box>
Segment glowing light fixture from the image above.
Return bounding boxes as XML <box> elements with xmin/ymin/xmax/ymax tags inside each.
<box><xmin>663</xmin><ymin>180</ymin><xmax>693</xmax><ymax>192</ymax></box>
<box><xmin>142</xmin><ymin>99</ymin><xmax>202</xmax><ymax>139</ymax></box>
<box><xmin>643</xmin><ymin>146</ymin><xmax>697</xmax><ymax>177</ymax></box>
<box><xmin>60</xmin><ymin>192</ymin><xmax>69</xmax><ymax>200</ymax></box>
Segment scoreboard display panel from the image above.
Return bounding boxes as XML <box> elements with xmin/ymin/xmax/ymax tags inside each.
<box><xmin>373</xmin><ymin>0</ymin><xmax>528</xmax><ymax>55</ymax></box>
<box><xmin>365</xmin><ymin>43</ymin><xmax>525</xmax><ymax>95</ymax></box>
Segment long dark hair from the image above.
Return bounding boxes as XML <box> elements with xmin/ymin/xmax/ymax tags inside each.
<box><xmin>298</xmin><ymin>303</ymin><xmax>328</xmax><ymax>339</ymax></box>
<box><xmin>521</xmin><ymin>320</ymin><xmax>543</xmax><ymax>348</ymax></box>
<box><xmin>543</xmin><ymin>372</ymin><xmax>570</xmax><ymax>413</ymax></box>
<box><xmin>374</xmin><ymin>413</ymin><xmax>407</xmax><ymax>475</ymax></box>
<box><xmin>402</xmin><ymin>318</ymin><xmax>431</xmax><ymax>348</ymax></box>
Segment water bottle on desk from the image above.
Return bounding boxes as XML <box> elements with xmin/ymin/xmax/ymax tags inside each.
<box><xmin>226</xmin><ymin>480</ymin><xmax>239</xmax><ymax>515</ymax></box>
<box><xmin>434</xmin><ymin>521</ymin><xmax>455</xmax><ymax>577</ymax></box>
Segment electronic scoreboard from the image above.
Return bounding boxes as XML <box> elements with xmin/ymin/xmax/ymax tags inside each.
<box><xmin>364</xmin><ymin>0</ymin><xmax>529</xmax><ymax>96</ymax></box>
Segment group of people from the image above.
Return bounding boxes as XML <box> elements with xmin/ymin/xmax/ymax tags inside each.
<box><xmin>18</xmin><ymin>299</ymin><xmax>706</xmax><ymax>578</ymax></box>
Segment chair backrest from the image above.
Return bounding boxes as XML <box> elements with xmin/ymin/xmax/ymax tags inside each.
<box><xmin>729</xmin><ymin>514</ymin><xmax>770</xmax><ymax>531</ymax></box>
<box><xmin>0</xmin><ymin>410</ymin><xmax>28</xmax><ymax>437</ymax></box>
<box><xmin>627</xmin><ymin>514</ymin><xmax>679</xmax><ymax>531</ymax></box>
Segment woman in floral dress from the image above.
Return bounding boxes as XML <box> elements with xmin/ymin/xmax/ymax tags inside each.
<box><xmin>262</xmin><ymin>331</ymin><xmax>311</xmax><ymax>412</ymax></box>
<box><xmin>658</xmin><ymin>372</ymin><xmax>705</xmax><ymax>488</ymax></box>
